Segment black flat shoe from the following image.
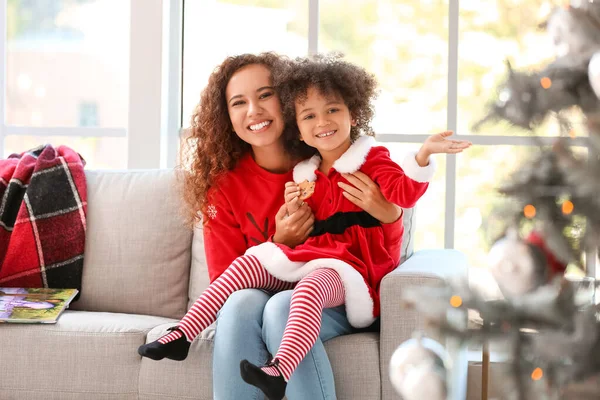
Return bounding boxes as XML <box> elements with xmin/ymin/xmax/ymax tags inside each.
<box><xmin>138</xmin><ymin>327</ymin><xmax>190</xmax><ymax>361</ymax></box>
<box><xmin>240</xmin><ymin>358</ymin><xmax>287</xmax><ymax>400</ymax></box>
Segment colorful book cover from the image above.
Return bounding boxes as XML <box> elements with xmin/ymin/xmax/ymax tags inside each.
<box><xmin>0</xmin><ymin>287</ymin><xmax>79</xmax><ymax>323</ymax></box>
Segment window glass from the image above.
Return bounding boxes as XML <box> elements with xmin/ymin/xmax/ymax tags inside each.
<box><xmin>6</xmin><ymin>0</ymin><xmax>130</xmax><ymax>128</ymax></box>
<box><xmin>4</xmin><ymin>135</ymin><xmax>127</xmax><ymax>170</ymax></box>
<box><xmin>320</xmin><ymin>0</ymin><xmax>449</xmax><ymax>135</ymax></box>
<box><xmin>182</xmin><ymin>0</ymin><xmax>308</xmax><ymax>127</ymax></box>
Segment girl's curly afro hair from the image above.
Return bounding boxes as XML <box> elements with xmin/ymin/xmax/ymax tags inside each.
<box><xmin>179</xmin><ymin>52</ymin><xmax>288</xmax><ymax>225</ymax></box>
<box><xmin>273</xmin><ymin>53</ymin><xmax>379</xmax><ymax>158</ymax></box>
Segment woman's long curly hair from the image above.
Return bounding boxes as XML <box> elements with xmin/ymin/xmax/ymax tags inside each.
<box><xmin>180</xmin><ymin>52</ymin><xmax>287</xmax><ymax>225</ymax></box>
<box><xmin>274</xmin><ymin>53</ymin><xmax>379</xmax><ymax>159</ymax></box>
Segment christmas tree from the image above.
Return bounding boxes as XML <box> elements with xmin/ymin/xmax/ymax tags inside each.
<box><xmin>391</xmin><ymin>2</ymin><xmax>600</xmax><ymax>399</ymax></box>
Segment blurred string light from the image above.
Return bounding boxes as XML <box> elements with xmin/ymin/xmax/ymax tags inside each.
<box><xmin>450</xmin><ymin>295</ymin><xmax>462</xmax><ymax>308</ymax></box>
<box><xmin>540</xmin><ymin>77</ymin><xmax>552</xmax><ymax>89</ymax></box>
<box><xmin>524</xmin><ymin>204</ymin><xmax>536</xmax><ymax>218</ymax></box>
<box><xmin>531</xmin><ymin>367</ymin><xmax>543</xmax><ymax>381</ymax></box>
<box><xmin>562</xmin><ymin>200</ymin><xmax>574</xmax><ymax>215</ymax></box>
<box><xmin>522</xmin><ymin>201</ymin><xmax>573</xmax><ymax>218</ymax></box>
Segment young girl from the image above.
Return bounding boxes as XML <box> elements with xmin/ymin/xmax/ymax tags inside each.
<box><xmin>139</xmin><ymin>55</ymin><xmax>470</xmax><ymax>399</ymax></box>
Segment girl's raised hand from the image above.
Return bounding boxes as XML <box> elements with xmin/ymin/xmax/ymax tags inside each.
<box><xmin>422</xmin><ymin>131</ymin><xmax>472</xmax><ymax>155</ymax></box>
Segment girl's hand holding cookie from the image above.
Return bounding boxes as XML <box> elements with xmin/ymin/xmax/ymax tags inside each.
<box><xmin>285</xmin><ymin>181</ymin><xmax>301</xmax><ymax>215</ymax></box>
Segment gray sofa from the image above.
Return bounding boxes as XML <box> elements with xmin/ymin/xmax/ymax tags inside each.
<box><xmin>0</xmin><ymin>169</ymin><xmax>469</xmax><ymax>400</ymax></box>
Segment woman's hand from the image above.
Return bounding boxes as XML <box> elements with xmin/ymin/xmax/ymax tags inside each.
<box><xmin>338</xmin><ymin>171</ymin><xmax>402</xmax><ymax>224</ymax></box>
<box><xmin>272</xmin><ymin>202</ymin><xmax>314</xmax><ymax>247</ymax></box>
<box><xmin>416</xmin><ymin>131</ymin><xmax>472</xmax><ymax>166</ymax></box>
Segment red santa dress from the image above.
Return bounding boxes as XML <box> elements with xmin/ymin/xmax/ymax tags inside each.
<box><xmin>246</xmin><ymin>136</ymin><xmax>436</xmax><ymax>328</ymax></box>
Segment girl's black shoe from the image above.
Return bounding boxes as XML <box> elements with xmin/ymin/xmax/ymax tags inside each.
<box><xmin>240</xmin><ymin>358</ymin><xmax>287</xmax><ymax>400</ymax></box>
<box><xmin>137</xmin><ymin>327</ymin><xmax>190</xmax><ymax>361</ymax></box>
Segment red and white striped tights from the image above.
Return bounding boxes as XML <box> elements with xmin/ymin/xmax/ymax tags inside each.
<box><xmin>158</xmin><ymin>254</ymin><xmax>345</xmax><ymax>381</ymax></box>
<box><xmin>262</xmin><ymin>267</ymin><xmax>345</xmax><ymax>381</ymax></box>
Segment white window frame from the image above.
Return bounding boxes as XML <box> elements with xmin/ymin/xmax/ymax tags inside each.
<box><xmin>128</xmin><ymin>0</ymin><xmax>182</xmax><ymax>169</ymax></box>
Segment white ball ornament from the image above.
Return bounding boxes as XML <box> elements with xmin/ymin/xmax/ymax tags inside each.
<box><xmin>389</xmin><ymin>336</ymin><xmax>447</xmax><ymax>400</ymax></box>
<box><xmin>487</xmin><ymin>234</ymin><xmax>540</xmax><ymax>297</ymax></box>
<box><xmin>487</xmin><ymin>229</ymin><xmax>567</xmax><ymax>298</ymax></box>
<box><xmin>588</xmin><ymin>51</ymin><xmax>600</xmax><ymax>99</ymax></box>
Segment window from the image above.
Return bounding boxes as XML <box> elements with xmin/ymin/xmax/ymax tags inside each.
<box><xmin>4</xmin><ymin>135</ymin><xmax>127</xmax><ymax>169</ymax></box>
<box><xmin>6</xmin><ymin>0</ymin><xmax>128</xmax><ymax>128</ymax></box>
<box><xmin>182</xmin><ymin>0</ymin><xmax>309</xmax><ymax>127</ymax></box>
<box><xmin>455</xmin><ymin>145</ymin><xmax>539</xmax><ymax>268</ymax></box>
<box><xmin>181</xmin><ymin>0</ymin><xmax>595</xmax><ymax>273</ymax></box>
<box><xmin>457</xmin><ymin>0</ymin><xmax>585</xmax><ymax>137</ymax></box>
<box><xmin>2</xmin><ymin>0</ymin><xmax>130</xmax><ymax>169</ymax></box>
<box><xmin>320</xmin><ymin>1</ymin><xmax>448</xmax><ymax>135</ymax></box>
<box><xmin>5</xmin><ymin>1</ymin><xmax>588</xmax><ymax>273</ymax></box>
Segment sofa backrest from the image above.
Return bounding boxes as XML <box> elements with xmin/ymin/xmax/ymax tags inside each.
<box><xmin>188</xmin><ymin>207</ymin><xmax>417</xmax><ymax>307</ymax></box>
<box><xmin>70</xmin><ymin>170</ymin><xmax>193</xmax><ymax>319</ymax></box>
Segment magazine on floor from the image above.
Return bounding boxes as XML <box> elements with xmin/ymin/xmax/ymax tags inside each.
<box><xmin>0</xmin><ymin>287</ymin><xmax>78</xmax><ymax>323</ymax></box>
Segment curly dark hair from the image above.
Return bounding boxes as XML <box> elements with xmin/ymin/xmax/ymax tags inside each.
<box><xmin>273</xmin><ymin>54</ymin><xmax>379</xmax><ymax>158</ymax></box>
<box><xmin>179</xmin><ymin>52</ymin><xmax>288</xmax><ymax>225</ymax></box>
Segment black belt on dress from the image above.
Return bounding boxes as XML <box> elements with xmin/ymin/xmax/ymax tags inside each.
<box><xmin>309</xmin><ymin>211</ymin><xmax>381</xmax><ymax>237</ymax></box>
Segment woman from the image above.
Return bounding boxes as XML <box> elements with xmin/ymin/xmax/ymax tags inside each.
<box><xmin>181</xmin><ymin>52</ymin><xmax>403</xmax><ymax>399</ymax></box>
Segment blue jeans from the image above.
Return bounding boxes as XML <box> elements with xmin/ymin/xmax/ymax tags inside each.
<box><xmin>212</xmin><ymin>289</ymin><xmax>354</xmax><ymax>400</ymax></box>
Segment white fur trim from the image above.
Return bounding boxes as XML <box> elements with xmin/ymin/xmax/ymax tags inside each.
<box><xmin>245</xmin><ymin>242</ymin><xmax>305</xmax><ymax>274</ymax></box>
<box><xmin>293</xmin><ymin>155</ymin><xmax>321</xmax><ymax>183</ymax></box>
<box><xmin>332</xmin><ymin>136</ymin><xmax>376</xmax><ymax>173</ymax></box>
<box><xmin>245</xmin><ymin>242</ymin><xmax>376</xmax><ymax>328</ymax></box>
<box><xmin>400</xmin><ymin>151</ymin><xmax>437</xmax><ymax>183</ymax></box>
<box><xmin>292</xmin><ymin>136</ymin><xmax>377</xmax><ymax>181</ymax></box>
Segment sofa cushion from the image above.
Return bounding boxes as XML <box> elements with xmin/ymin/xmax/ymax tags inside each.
<box><xmin>326</xmin><ymin>332</ymin><xmax>381</xmax><ymax>399</ymax></box>
<box><xmin>139</xmin><ymin>323</ymin><xmax>215</xmax><ymax>400</ymax></box>
<box><xmin>0</xmin><ymin>310</ymin><xmax>175</xmax><ymax>400</ymax></box>
<box><xmin>71</xmin><ymin>170</ymin><xmax>193</xmax><ymax>319</ymax></box>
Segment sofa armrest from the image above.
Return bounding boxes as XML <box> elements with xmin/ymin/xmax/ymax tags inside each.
<box><xmin>379</xmin><ymin>249</ymin><xmax>469</xmax><ymax>400</ymax></box>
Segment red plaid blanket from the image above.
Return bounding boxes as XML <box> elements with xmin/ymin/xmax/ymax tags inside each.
<box><xmin>0</xmin><ymin>145</ymin><xmax>86</xmax><ymax>292</ymax></box>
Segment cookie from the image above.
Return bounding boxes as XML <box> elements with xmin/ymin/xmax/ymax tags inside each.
<box><xmin>298</xmin><ymin>180</ymin><xmax>316</xmax><ymax>200</ymax></box>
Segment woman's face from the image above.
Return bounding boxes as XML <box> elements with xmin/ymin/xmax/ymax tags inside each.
<box><xmin>225</xmin><ymin>64</ymin><xmax>285</xmax><ymax>149</ymax></box>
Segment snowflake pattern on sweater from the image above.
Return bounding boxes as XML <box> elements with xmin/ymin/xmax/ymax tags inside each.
<box><xmin>207</xmin><ymin>204</ymin><xmax>217</xmax><ymax>220</ymax></box>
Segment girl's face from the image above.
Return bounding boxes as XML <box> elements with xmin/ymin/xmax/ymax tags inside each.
<box><xmin>225</xmin><ymin>64</ymin><xmax>285</xmax><ymax>149</ymax></box>
<box><xmin>295</xmin><ymin>87</ymin><xmax>355</xmax><ymax>159</ymax></box>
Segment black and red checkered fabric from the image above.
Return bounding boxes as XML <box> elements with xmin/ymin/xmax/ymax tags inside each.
<box><xmin>0</xmin><ymin>145</ymin><xmax>86</xmax><ymax>292</ymax></box>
